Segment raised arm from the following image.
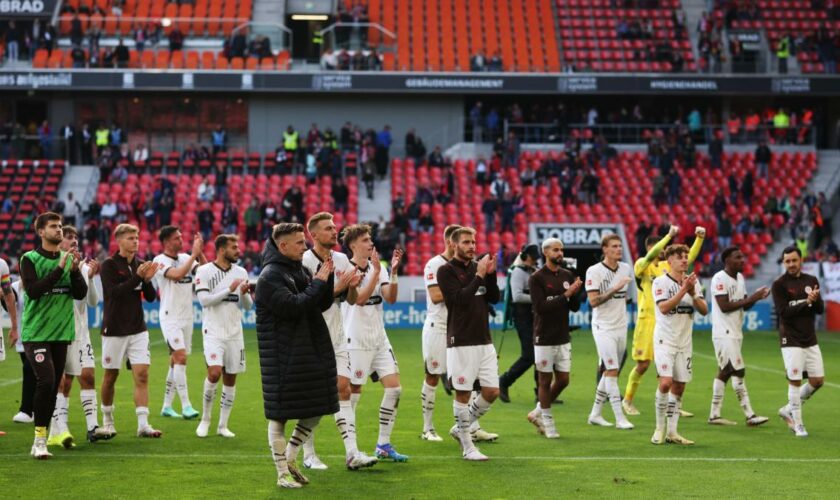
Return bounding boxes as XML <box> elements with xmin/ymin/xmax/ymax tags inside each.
<box><xmin>687</xmin><ymin>227</ymin><xmax>705</xmax><ymax>266</ymax></box>
<box><xmin>100</xmin><ymin>259</ymin><xmax>145</xmax><ymax>300</ymax></box>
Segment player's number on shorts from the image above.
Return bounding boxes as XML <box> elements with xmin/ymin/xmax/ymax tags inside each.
<box><xmin>686</xmin><ymin>356</ymin><xmax>692</xmax><ymax>373</ymax></box>
<box><xmin>240</xmin><ymin>349</ymin><xmax>245</xmax><ymax>366</ymax></box>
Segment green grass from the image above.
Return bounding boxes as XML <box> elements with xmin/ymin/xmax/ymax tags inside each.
<box><xmin>1</xmin><ymin>327</ymin><xmax>839</xmax><ymax>498</ymax></box>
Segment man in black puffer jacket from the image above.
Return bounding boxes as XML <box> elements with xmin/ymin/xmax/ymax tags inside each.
<box><xmin>256</xmin><ymin>222</ymin><xmax>337</xmax><ymax>489</ymax></box>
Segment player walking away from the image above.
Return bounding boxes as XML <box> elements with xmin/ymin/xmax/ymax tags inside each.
<box><xmin>8</xmin><ymin>281</ymin><xmax>34</xmax><ymax>426</ymax></box>
<box><xmin>585</xmin><ymin>234</ymin><xmax>634</xmax><ymax>429</ymax></box>
<box><xmin>437</xmin><ymin>227</ymin><xmax>501</xmax><ymax>461</ymax></box>
<box><xmin>0</xmin><ymin>255</ymin><xmax>19</xmax><ymax>436</ymax></box>
<box><xmin>651</xmin><ymin>245</ymin><xmax>708</xmax><ymax>446</ymax></box>
<box><xmin>341</xmin><ymin>224</ymin><xmax>408</xmax><ymax>463</ymax></box>
<box><xmin>194</xmin><ymin>234</ymin><xmax>253</xmax><ymax>438</ymax></box>
<box><xmin>154</xmin><ymin>226</ymin><xmax>206</xmax><ymax>420</ymax></box>
<box><xmin>623</xmin><ymin>225</ymin><xmax>704</xmax><ymax>416</ymax></box>
<box><xmin>499</xmin><ymin>244</ymin><xmax>541</xmax><ymax>404</ymax></box>
<box><xmin>419</xmin><ymin>224</ymin><xmax>460</xmax><ymax>441</ymax></box>
<box><xmin>47</xmin><ymin>225</ymin><xmax>111</xmax><ymax>448</ymax></box>
<box><xmin>772</xmin><ymin>246</ymin><xmax>825</xmax><ymax>438</ymax></box>
<box><xmin>528</xmin><ymin>238</ymin><xmax>582</xmax><ymax>438</ymax></box>
<box><xmin>100</xmin><ymin>223</ymin><xmax>164</xmax><ymax>438</ymax></box>
<box><xmin>708</xmin><ymin>246</ymin><xmax>770</xmax><ymax>427</ymax></box>
<box><xmin>256</xmin><ymin>223</ymin><xmax>339</xmax><ymax>489</ymax></box>
<box><xmin>301</xmin><ymin>213</ymin><xmax>377</xmax><ymax>470</ymax></box>
<box><xmin>20</xmin><ymin>212</ymin><xmax>88</xmax><ymax>458</ymax></box>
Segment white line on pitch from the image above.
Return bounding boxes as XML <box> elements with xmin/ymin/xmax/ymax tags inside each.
<box><xmin>693</xmin><ymin>352</ymin><xmax>840</xmax><ymax>390</ymax></box>
<box><xmin>0</xmin><ymin>377</ymin><xmax>21</xmax><ymax>387</ymax></box>
<box><xmin>0</xmin><ymin>453</ymin><xmax>837</xmax><ymax>463</ymax></box>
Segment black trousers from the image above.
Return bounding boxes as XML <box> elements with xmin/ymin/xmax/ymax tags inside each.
<box><xmin>19</xmin><ymin>352</ymin><xmax>36</xmax><ymax>416</ymax></box>
<box><xmin>500</xmin><ymin>310</ymin><xmax>537</xmax><ymax>391</ymax></box>
<box><xmin>23</xmin><ymin>342</ymin><xmax>69</xmax><ymax>428</ymax></box>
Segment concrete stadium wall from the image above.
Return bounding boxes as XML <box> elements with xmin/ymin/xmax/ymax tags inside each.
<box><xmin>248</xmin><ymin>94</ymin><xmax>465</xmax><ymax>154</ymax></box>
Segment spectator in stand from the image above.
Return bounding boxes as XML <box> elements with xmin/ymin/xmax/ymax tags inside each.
<box><xmin>681</xmin><ymin>137</ymin><xmax>696</xmax><ymax>168</ymax></box>
<box><xmin>471</xmin><ymin>52</ymin><xmax>486</xmax><ymax>72</ymax></box>
<box><xmin>333</xmin><ymin>178</ymin><xmax>349</xmax><ymax>214</ymax></box>
<box><xmin>168</xmin><ymin>27</ymin><xmax>184</xmax><ymax>52</ymax></box>
<box><xmin>581</xmin><ymin>167</ymin><xmax>599</xmax><ymax>204</ymax></box>
<box><xmin>741</xmin><ymin>171</ymin><xmax>754</xmax><ymax>206</ymax></box>
<box><xmin>244</xmin><ymin>199</ymin><xmax>260</xmax><ymax>242</ymax></box>
<box><xmin>133</xmin><ymin>143</ymin><xmax>149</xmax><ymax>164</ymax></box>
<box><xmin>470</xmin><ymin>101</ymin><xmax>484</xmax><ymax>143</ymax></box>
<box><xmin>198</xmin><ymin>202</ymin><xmax>214</xmax><ymax>241</ymax></box>
<box><xmin>652</xmin><ymin>169</ymin><xmax>666</xmax><ymax>206</ymax></box>
<box><xmin>109</xmin><ymin>123</ymin><xmax>123</xmax><ymax>156</ymax></box>
<box><xmin>221</xmin><ymin>200</ymin><xmax>238</xmax><ymax>234</ymax></box>
<box><xmin>718</xmin><ymin>216</ymin><xmax>733</xmax><ymax>250</ymax></box>
<box><xmin>755</xmin><ymin>139</ymin><xmax>772</xmax><ymax>178</ymax></box>
<box><xmin>281</xmin><ymin>186</ymin><xmax>304</xmax><ymax>222</ymax></box>
<box><xmin>504</xmin><ymin>131</ymin><xmax>520</xmax><ymax>167</ymax></box>
<box><xmin>416</xmin><ymin>182</ymin><xmax>434</xmax><ymax>205</ymax></box>
<box><xmin>427</xmin><ymin>146</ymin><xmax>444</xmax><ymax>167</ymax></box>
<box><xmin>500</xmin><ymin>193</ymin><xmax>515</xmax><ymax>233</ymax></box>
<box><xmin>212</xmin><ymin>125</ymin><xmax>227</xmax><ymax>156</ymax></box>
<box><xmin>115</xmin><ymin>38</ymin><xmax>130</xmax><ymax>68</ymax></box>
<box><xmin>482</xmin><ymin>195</ymin><xmax>497</xmax><ymax>233</ymax></box>
<box><xmin>560</xmin><ymin>165</ymin><xmax>576</xmax><ymax>205</ymax></box>
<box><xmin>745</xmin><ymin>109</ymin><xmax>761</xmax><ymax>142</ymax></box>
<box><xmin>485</xmin><ymin>107</ymin><xmax>500</xmax><ymax>141</ymax></box>
<box><xmin>773</xmin><ymin>108</ymin><xmax>790</xmax><ymax>144</ymax></box>
<box><xmin>709</xmin><ymin>132</ymin><xmax>723</xmax><ymax>169</ymax></box>
<box><xmin>727</xmin><ymin>113</ymin><xmax>742</xmax><ymax>144</ymax></box>
<box><xmin>667</xmin><ymin>168</ymin><xmax>682</xmax><ymax>206</ymax></box>
<box><xmin>133</xmin><ymin>25</ymin><xmax>146</xmax><ymax>53</ymax></box>
<box><xmin>214</xmin><ymin>163</ymin><xmax>227</xmax><ymax>201</ymax></box>
<box><xmin>490</xmin><ymin>175</ymin><xmax>510</xmax><ymax>202</ymax></box>
<box><xmin>182</xmin><ymin>143</ymin><xmax>198</xmax><ymax>162</ymax></box>
<box><xmin>776</xmin><ymin>32</ymin><xmax>791</xmax><ymax>74</ymax></box>
<box><xmin>197</xmin><ymin>176</ymin><xmax>215</xmax><ymax>202</ymax></box>
<box><xmin>713</xmin><ymin>188</ymin><xmax>727</xmax><ymax>221</ymax></box>
<box><xmin>475</xmin><ymin>156</ymin><xmax>488</xmax><ymax>185</ymax></box>
<box><xmin>111</xmin><ymin>161</ymin><xmax>128</xmax><ymax>183</ymax></box>
<box><xmin>71</xmin><ymin>45</ymin><xmax>86</xmax><ymax>68</ymax></box>
<box><xmin>488</xmin><ymin>52</ymin><xmax>503</xmax><ymax>71</ymax></box>
<box><xmin>375</xmin><ymin>124</ymin><xmax>392</xmax><ymax>179</ymax></box>
<box><xmin>101</xmin><ymin>199</ymin><xmax>118</xmax><ymax>221</ymax></box>
<box><xmin>38</xmin><ymin>121</ymin><xmax>52</xmax><ymax>158</ymax></box>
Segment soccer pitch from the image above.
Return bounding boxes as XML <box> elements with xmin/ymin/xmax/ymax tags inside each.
<box><xmin>1</xmin><ymin>328</ymin><xmax>839</xmax><ymax>498</ymax></box>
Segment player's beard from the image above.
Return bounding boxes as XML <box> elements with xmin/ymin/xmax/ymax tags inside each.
<box><xmin>46</xmin><ymin>234</ymin><xmax>63</xmax><ymax>245</ymax></box>
<box><xmin>549</xmin><ymin>256</ymin><xmax>563</xmax><ymax>267</ymax></box>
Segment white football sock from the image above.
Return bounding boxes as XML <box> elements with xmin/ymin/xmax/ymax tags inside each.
<box><xmin>173</xmin><ymin>364</ymin><xmax>192</xmax><ymax>409</ymax></box>
<box><xmin>655</xmin><ymin>390</ymin><xmax>668</xmax><ymax>430</ymax></box>
<box><xmin>268</xmin><ymin>420</ymin><xmax>288</xmax><ymax>476</ymax></box>
<box><xmin>163</xmin><ymin>366</ymin><xmax>175</xmax><ymax>408</ymax></box>
<box><xmin>799</xmin><ymin>383</ymin><xmax>818</xmax><ymax>402</ymax></box>
<box><xmin>350</xmin><ymin>392</ymin><xmax>360</xmax><ymax>412</ymax></box>
<box><xmin>136</xmin><ymin>406</ymin><xmax>149</xmax><ymax>429</ymax></box>
<box><xmin>202</xmin><ymin>378</ymin><xmax>218</xmax><ymax>423</ymax></box>
<box><xmin>590</xmin><ymin>376</ymin><xmax>607</xmax><ymax>417</ymax></box>
<box><xmin>218</xmin><ymin>385</ymin><xmax>235</xmax><ymax>429</ymax></box>
<box><xmin>710</xmin><ymin>378</ymin><xmax>725</xmax><ymax>419</ymax></box>
<box><xmin>334</xmin><ymin>399</ymin><xmax>358</xmax><ymax>456</ymax></box>
<box><xmin>468</xmin><ymin>394</ymin><xmax>493</xmax><ymax>424</ymax></box>
<box><xmin>730</xmin><ymin>376</ymin><xmax>754</xmax><ymax>417</ymax></box>
<box><xmin>102</xmin><ymin>405</ymin><xmax>114</xmax><ymax>427</ymax></box>
<box><xmin>80</xmin><ymin>389</ymin><xmax>99</xmax><ymax>431</ymax></box>
<box><xmin>604</xmin><ymin>376</ymin><xmax>627</xmax><ymax>421</ymax></box>
<box><xmin>377</xmin><ymin>386</ymin><xmax>401</xmax><ymax>445</ymax></box>
<box><xmin>540</xmin><ymin>406</ymin><xmax>555</xmax><ymax>429</ymax></box>
<box><xmin>421</xmin><ymin>382</ymin><xmax>437</xmax><ymax>432</ymax></box>
<box><xmin>667</xmin><ymin>393</ymin><xmax>681</xmax><ymax>435</ymax></box>
<box><xmin>286</xmin><ymin>416</ymin><xmax>321</xmax><ymax>462</ymax></box>
<box><xmin>788</xmin><ymin>384</ymin><xmax>803</xmax><ymax>427</ymax></box>
<box><xmin>50</xmin><ymin>394</ymin><xmax>68</xmax><ymax>435</ymax></box>
<box><xmin>60</xmin><ymin>392</ymin><xmax>70</xmax><ymax>427</ymax></box>
<box><xmin>453</xmin><ymin>400</ymin><xmax>473</xmax><ymax>452</ymax></box>
<box><xmin>302</xmin><ymin>429</ymin><xmax>317</xmax><ymax>459</ymax></box>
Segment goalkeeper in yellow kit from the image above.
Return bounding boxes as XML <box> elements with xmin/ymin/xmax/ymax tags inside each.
<box><xmin>621</xmin><ymin>225</ymin><xmax>704</xmax><ymax>416</ymax></box>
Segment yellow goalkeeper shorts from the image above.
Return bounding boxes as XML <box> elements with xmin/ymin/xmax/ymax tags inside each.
<box><xmin>631</xmin><ymin>317</ymin><xmax>656</xmax><ymax>361</ymax></box>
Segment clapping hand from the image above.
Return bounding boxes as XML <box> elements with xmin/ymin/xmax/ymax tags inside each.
<box><xmin>683</xmin><ymin>273</ymin><xmax>698</xmax><ymax>295</ymax></box>
<box><xmin>191</xmin><ymin>233</ymin><xmax>204</xmax><ymax>258</ymax></box>
<box><xmin>613</xmin><ymin>275</ymin><xmax>632</xmax><ymax>292</ymax></box>
<box><xmin>807</xmin><ymin>285</ymin><xmax>820</xmax><ymax>304</ymax></box>
<box><xmin>753</xmin><ymin>286</ymin><xmax>771</xmax><ymax>300</ymax></box>
<box><xmin>390</xmin><ymin>248</ymin><xmax>404</xmax><ymax>273</ymax></box>
<box><xmin>564</xmin><ymin>277</ymin><xmax>583</xmax><ymax>298</ymax></box>
<box><xmin>86</xmin><ymin>259</ymin><xmax>100</xmax><ymax>278</ymax></box>
<box><xmin>314</xmin><ymin>258</ymin><xmax>334</xmax><ymax>281</ymax></box>
<box><xmin>69</xmin><ymin>250</ymin><xmax>82</xmax><ymax>272</ymax></box>
<box><xmin>239</xmin><ymin>281</ymin><xmax>251</xmax><ymax>294</ymax></box>
<box><xmin>371</xmin><ymin>248</ymin><xmax>381</xmax><ymax>273</ymax></box>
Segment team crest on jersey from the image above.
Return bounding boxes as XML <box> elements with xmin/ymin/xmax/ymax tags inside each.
<box><xmin>586</xmin><ymin>279</ymin><xmax>592</xmax><ymax>286</ymax></box>
<box><xmin>105</xmin><ymin>356</ymin><xmax>111</xmax><ymax>364</ymax></box>
<box><xmin>540</xmin><ymin>359</ymin><xmax>548</xmax><ymax>367</ymax></box>
<box><xmin>355</xmin><ymin>370</ymin><xmax>364</xmax><ymax>379</ymax></box>
<box><xmin>716</xmin><ymin>283</ymin><xmax>724</xmax><ymax>291</ymax></box>
<box><xmin>661</xmin><ymin>364</ymin><xmax>668</xmax><ymax>370</ymax></box>
<box><xmin>608</xmin><ymin>358</ymin><xmax>614</xmax><ymax>365</ymax></box>
<box><xmin>195</xmin><ymin>278</ymin><xmax>201</xmax><ymax>285</ymax></box>
<box><xmin>792</xmin><ymin>368</ymin><xmax>799</xmax><ymax>375</ymax></box>
<box><xmin>34</xmin><ymin>353</ymin><xmax>45</xmax><ymax>363</ymax></box>
<box><xmin>805</xmin><ymin>286</ymin><xmax>813</xmax><ymax>294</ymax></box>
<box><xmin>656</xmin><ymin>289</ymin><xmax>664</xmax><ymax>296</ymax></box>
<box><xmin>563</xmin><ymin>281</ymin><xmax>570</xmax><ymax>289</ymax></box>
<box><xmin>427</xmin><ymin>273</ymin><xmax>434</xmax><ymax>280</ymax></box>
<box><xmin>457</xmin><ymin>376</ymin><xmax>466</xmax><ymax>385</ymax></box>
<box><xmin>210</xmin><ymin>353</ymin><xmax>217</xmax><ymax>360</ymax></box>
<box><xmin>431</xmin><ymin>360</ymin><xmax>439</xmax><ymax>368</ymax></box>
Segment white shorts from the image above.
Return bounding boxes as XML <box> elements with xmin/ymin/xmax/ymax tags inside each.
<box><xmin>64</xmin><ymin>334</ymin><xmax>95</xmax><ymax>376</ymax></box>
<box><xmin>447</xmin><ymin>344</ymin><xmax>499</xmax><ymax>391</ymax></box>
<box><xmin>349</xmin><ymin>343</ymin><xmax>399</xmax><ymax>385</ymax></box>
<box><xmin>203</xmin><ymin>335</ymin><xmax>246</xmax><ymax>374</ymax></box>
<box><xmin>593</xmin><ymin>330</ymin><xmax>627</xmax><ymax>371</ymax></box>
<box><xmin>161</xmin><ymin>320</ymin><xmax>193</xmax><ymax>355</ymax></box>
<box><xmin>713</xmin><ymin>337</ymin><xmax>745</xmax><ymax>371</ymax></box>
<box><xmin>422</xmin><ymin>321</ymin><xmax>447</xmax><ymax>375</ymax></box>
<box><xmin>534</xmin><ymin>343</ymin><xmax>572</xmax><ymax>373</ymax></box>
<box><xmin>0</xmin><ymin>331</ymin><xmax>5</xmax><ymax>361</ymax></box>
<box><xmin>335</xmin><ymin>347</ymin><xmax>351</xmax><ymax>379</ymax></box>
<box><xmin>102</xmin><ymin>332</ymin><xmax>151</xmax><ymax>369</ymax></box>
<box><xmin>782</xmin><ymin>345</ymin><xmax>824</xmax><ymax>381</ymax></box>
<box><xmin>654</xmin><ymin>344</ymin><xmax>692</xmax><ymax>383</ymax></box>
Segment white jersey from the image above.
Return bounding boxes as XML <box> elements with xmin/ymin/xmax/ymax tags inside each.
<box><xmin>302</xmin><ymin>249</ymin><xmax>352</xmax><ymax>349</ymax></box>
<box><xmin>154</xmin><ymin>253</ymin><xmax>198</xmax><ymax>323</ymax></box>
<box><xmin>0</xmin><ymin>258</ymin><xmax>9</xmax><ymax>340</ymax></box>
<box><xmin>11</xmin><ymin>280</ymin><xmax>24</xmax><ymax>353</ymax></box>
<box><xmin>711</xmin><ymin>270</ymin><xmax>746</xmax><ymax>340</ymax></box>
<box><xmin>195</xmin><ymin>262</ymin><xmax>251</xmax><ymax>340</ymax></box>
<box><xmin>423</xmin><ymin>254</ymin><xmax>449</xmax><ymax>327</ymax></box>
<box><xmin>342</xmin><ymin>261</ymin><xmax>390</xmax><ymax>350</ymax></box>
<box><xmin>72</xmin><ymin>262</ymin><xmax>100</xmax><ymax>344</ymax></box>
<box><xmin>585</xmin><ymin>261</ymin><xmax>633</xmax><ymax>331</ymax></box>
<box><xmin>653</xmin><ymin>273</ymin><xmax>703</xmax><ymax>350</ymax></box>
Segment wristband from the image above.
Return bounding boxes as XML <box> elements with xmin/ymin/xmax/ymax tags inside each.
<box><xmin>390</xmin><ymin>274</ymin><xmax>398</xmax><ymax>284</ymax></box>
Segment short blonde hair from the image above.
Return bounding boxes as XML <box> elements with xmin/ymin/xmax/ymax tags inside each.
<box><xmin>663</xmin><ymin>244</ymin><xmax>689</xmax><ymax>259</ymax></box>
<box><xmin>341</xmin><ymin>223</ymin><xmax>372</xmax><ymax>247</ymax></box>
<box><xmin>307</xmin><ymin>212</ymin><xmax>334</xmax><ymax>233</ymax></box>
<box><xmin>443</xmin><ymin>224</ymin><xmax>462</xmax><ymax>243</ymax></box>
<box><xmin>601</xmin><ymin>234</ymin><xmax>621</xmax><ymax>248</ymax></box>
<box><xmin>114</xmin><ymin>223</ymin><xmax>140</xmax><ymax>239</ymax></box>
<box><xmin>451</xmin><ymin>227</ymin><xmax>476</xmax><ymax>243</ymax></box>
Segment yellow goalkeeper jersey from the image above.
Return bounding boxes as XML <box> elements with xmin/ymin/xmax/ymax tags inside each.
<box><xmin>634</xmin><ymin>234</ymin><xmax>703</xmax><ymax>320</ymax></box>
